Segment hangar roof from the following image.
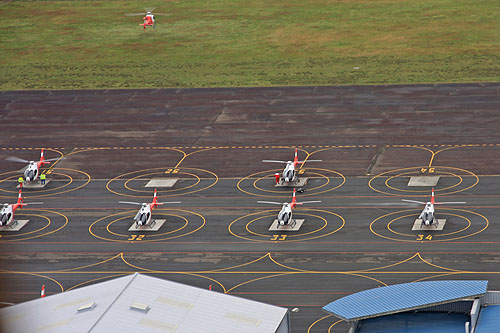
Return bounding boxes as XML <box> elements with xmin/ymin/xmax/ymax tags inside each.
<box><xmin>322</xmin><ymin>280</ymin><xmax>488</xmax><ymax>322</ymax></box>
<box><xmin>0</xmin><ymin>273</ymin><xmax>288</xmax><ymax>333</ymax></box>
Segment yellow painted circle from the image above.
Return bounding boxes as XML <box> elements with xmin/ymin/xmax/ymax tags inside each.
<box><xmin>245</xmin><ymin>212</ymin><xmax>328</xmax><ymax>238</ymax></box>
<box><xmin>123</xmin><ymin>171</ymin><xmax>201</xmax><ymax>193</ymax></box>
<box><xmin>370</xmin><ymin>208</ymin><xmax>488</xmax><ymax>242</ymax></box>
<box><xmin>106</xmin><ymin>167</ymin><xmax>218</xmax><ymax>198</ymax></box>
<box><xmin>253</xmin><ymin>172</ymin><xmax>330</xmax><ymax>194</ymax></box>
<box><xmin>106</xmin><ymin>212</ymin><xmax>189</xmax><ymax>237</ymax></box>
<box><xmin>228</xmin><ymin>208</ymin><xmax>345</xmax><ymax>243</ymax></box>
<box><xmin>368</xmin><ymin>166</ymin><xmax>478</xmax><ymax>196</ymax></box>
<box><xmin>0</xmin><ymin>209</ymin><xmax>68</xmax><ymax>242</ymax></box>
<box><xmin>385</xmin><ymin>171</ymin><xmax>463</xmax><ymax>193</ymax></box>
<box><xmin>0</xmin><ymin>214</ymin><xmax>50</xmax><ymax>238</ymax></box>
<box><xmin>89</xmin><ymin>209</ymin><xmax>205</xmax><ymax>243</ymax></box>
<box><xmin>0</xmin><ymin>168</ymin><xmax>91</xmax><ymax>198</ymax></box>
<box><xmin>387</xmin><ymin>212</ymin><xmax>471</xmax><ymax>237</ymax></box>
<box><xmin>237</xmin><ymin>168</ymin><xmax>345</xmax><ymax>198</ymax></box>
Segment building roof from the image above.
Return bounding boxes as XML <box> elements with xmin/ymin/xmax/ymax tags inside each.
<box><xmin>0</xmin><ymin>273</ymin><xmax>288</xmax><ymax>333</ymax></box>
<box><xmin>475</xmin><ymin>305</ymin><xmax>500</xmax><ymax>333</ymax></box>
<box><xmin>322</xmin><ymin>280</ymin><xmax>488</xmax><ymax>322</ymax></box>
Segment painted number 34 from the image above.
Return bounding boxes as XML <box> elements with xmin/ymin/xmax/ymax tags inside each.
<box><xmin>417</xmin><ymin>234</ymin><xmax>432</xmax><ymax>241</ymax></box>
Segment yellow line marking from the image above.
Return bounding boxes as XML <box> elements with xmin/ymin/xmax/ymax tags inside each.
<box><xmin>67</xmin><ymin>273</ymin><xmax>128</xmax><ymax>291</ymax></box>
<box><xmin>358</xmin><ymin>253</ymin><xmax>419</xmax><ymax>273</ymax></box>
<box><xmin>0</xmin><ymin>271</ymin><xmax>64</xmax><ymax>292</ymax></box>
<box><xmin>226</xmin><ymin>272</ymin><xmax>298</xmax><ymax>293</ymax></box>
<box><xmin>308</xmin><ymin>314</ymin><xmax>333</xmax><ymax>332</ymax></box>
<box><xmin>58</xmin><ymin>253</ymin><xmax>123</xmax><ymax>273</ymax></box>
<box><xmin>411</xmin><ymin>271</ymin><xmax>464</xmax><ymax>283</ymax></box>
<box><xmin>328</xmin><ymin>320</ymin><xmax>343</xmax><ymax>332</ymax></box>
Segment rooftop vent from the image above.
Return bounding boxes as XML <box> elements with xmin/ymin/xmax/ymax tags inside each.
<box><xmin>130</xmin><ymin>302</ymin><xmax>150</xmax><ymax>313</ymax></box>
<box><xmin>77</xmin><ymin>302</ymin><xmax>96</xmax><ymax>312</ymax></box>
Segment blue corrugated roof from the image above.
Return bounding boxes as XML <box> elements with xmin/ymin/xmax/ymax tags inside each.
<box><xmin>323</xmin><ymin>280</ymin><xmax>488</xmax><ymax>321</ymax></box>
<box><xmin>475</xmin><ymin>305</ymin><xmax>500</xmax><ymax>333</ymax></box>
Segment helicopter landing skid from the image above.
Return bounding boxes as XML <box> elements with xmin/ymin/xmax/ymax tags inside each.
<box><xmin>129</xmin><ymin>219</ymin><xmax>166</xmax><ymax>232</ymax></box>
<box><xmin>0</xmin><ymin>220</ymin><xmax>29</xmax><ymax>231</ymax></box>
<box><xmin>269</xmin><ymin>219</ymin><xmax>304</xmax><ymax>231</ymax></box>
<box><xmin>275</xmin><ymin>177</ymin><xmax>308</xmax><ymax>187</ymax></box>
<box><xmin>412</xmin><ymin>219</ymin><xmax>446</xmax><ymax>231</ymax></box>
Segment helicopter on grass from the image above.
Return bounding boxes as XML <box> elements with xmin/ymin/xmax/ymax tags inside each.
<box><xmin>125</xmin><ymin>8</ymin><xmax>167</xmax><ymax>30</ymax></box>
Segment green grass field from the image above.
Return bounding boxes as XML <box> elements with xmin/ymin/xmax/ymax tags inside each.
<box><xmin>0</xmin><ymin>0</ymin><xmax>498</xmax><ymax>89</ymax></box>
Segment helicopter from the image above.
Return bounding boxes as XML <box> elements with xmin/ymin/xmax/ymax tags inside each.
<box><xmin>6</xmin><ymin>149</ymin><xmax>60</xmax><ymax>182</ymax></box>
<box><xmin>263</xmin><ymin>148</ymin><xmax>321</xmax><ymax>184</ymax></box>
<box><xmin>258</xmin><ymin>188</ymin><xmax>321</xmax><ymax>227</ymax></box>
<box><xmin>125</xmin><ymin>8</ymin><xmax>167</xmax><ymax>30</ymax></box>
<box><xmin>119</xmin><ymin>189</ymin><xmax>180</xmax><ymax>226</ymax></box>
<box><xmin>402</xmin><ymin>188</ymin><xmax>466</xmax><ymax>227</ymax></box>
<box><xmin>0</xmin><ymin>190</ymin><xmax>42</xmax><ymax>228</ymax></box>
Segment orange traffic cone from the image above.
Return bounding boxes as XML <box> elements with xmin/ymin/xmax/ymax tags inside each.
<box><xmin>41</xmin><ymin>285</ymin><xmax>46</xmax><ymax>298</ymax></box>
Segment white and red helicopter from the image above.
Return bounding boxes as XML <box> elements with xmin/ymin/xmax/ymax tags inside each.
<box><xmin>262</xmin><ymin>148</ymin><xmax>321</xmax><ymax>184</ymax></box>
<box><xmin>0</xmin><ymin>190</ymin><xmax>42</xmax><ymax>227</ymax></box>
<box><xmin>125</xmin><ymin>8</ymin><xmax>166</xmax><ymax>30</ymax></box>
<box><xmin>6</xmin><ymin>149</ymin><xmax>60</xmax><ymax>182</ymax></box>
<box><xmin>402</xmin><ymin>188</ymin><xmax>466</xmax><ymax>227</ymax></box>
<box><xmin>258</xmin><ymin>188</ymin><xmax>321</xmax><ymax>227</ymax></box>
<box><xmin>119</xmin><ymin>189</ymin><xmax>180</xmax><ymax>226</ymax></box>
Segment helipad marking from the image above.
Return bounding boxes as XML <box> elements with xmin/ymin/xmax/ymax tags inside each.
<box><xmin>228</xmin><ymin>208</ymin><xmax>344</xmax><ymax>243</ymax></box>
<box><xmin>0</xmin><ymin>210</ymin><xmax>68</xmax><ymax>242</ymax></box>
<box><xmin>370</xmin><ymin>208</ymin><xmax>488</xmax><ymax>242</ymax></box>
<box><xmin>106</xmin><ymin>212</ymin><xmax>189</xmax><ymax>238</ymax></box>
<box><xmin>89</xmin><ymin>209</ymin><xmax>205</xmax><ymax>243</ymax></box>
<box><xmin>106</xmin><ymin>167</ymin><xmax>218</xmax><ymax>198</ymax></box>
<box><xmin>369</xmin><ymin>166</ymin><xmax>479</xmax><ymax>196</ymax></box>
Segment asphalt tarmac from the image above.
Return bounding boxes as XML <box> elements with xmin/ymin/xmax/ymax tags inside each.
<box><xmin>1</xmin><ymin>83</ymin><xmax>500</xmax><ymax>332</ymax></box>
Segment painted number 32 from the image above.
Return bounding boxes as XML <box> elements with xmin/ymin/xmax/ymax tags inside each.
<box><xmin>128</xmin><ymin>235</ymin><xmax>145</xmax><ymax>241</ymax></box>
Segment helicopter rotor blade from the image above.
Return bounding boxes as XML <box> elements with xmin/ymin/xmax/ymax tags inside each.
<box><xmin>157</xmin><ymin>202</ymin><xmax>182</xmax><ymax>205</ymax></box>
<box><xmin>6</xmin><ymin>156</ymin><xmax>30</xmax><ymax>163</ymax></box>
<box><xmin>24</xmin><ymin>202</ymin><xmax>43</xmax><ymax>205</ymax></box>
<box><xmin>262</xmin><ymin>160</ymin><xmax>286</xmax><ymax>163</ymax></box>
<box><xmin>145</xmin><ymin>7</ymin><xmax>156</xmax><ymax>12</ymax></box>
<box><xmin>297</xmin><ymin>201</ymin><xmax>322</xmax><ymax>204</ymax></box>
<box><xmin>436</xmin><ymin>202</ymin><xmax>466</xmax><ymax>205</ymax></box>
<box><xmin>258</xmin><ymin>201</ymin><xmax>283</xmax><ymax>205</ymax></box>
<box><xmin>401</xmin><ymin>199</ymin><xmax>426</xmax><ymax>205</ymax></box>
<box><xmin>119</xmin><ymin>201</ymin><xmax>143</xmax><ymax>206</ymax></box>
<box><xmin>125</xmin><ymin>13</ymin><xmax>146</xmax><ymax>16</ymax></box>
<box><xmin>44</xmin><ymin>157</ymin><xmax>63</xmax><ymax>162</ymax></box>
